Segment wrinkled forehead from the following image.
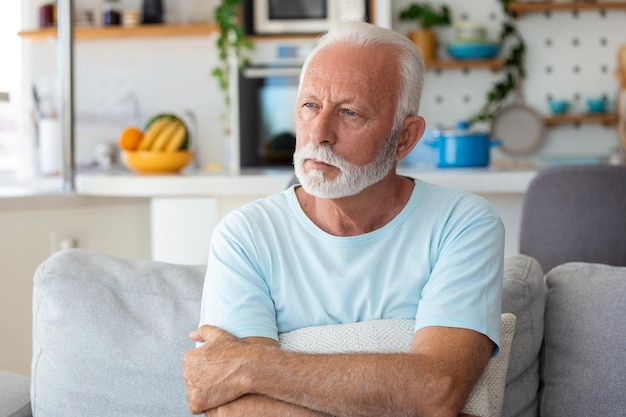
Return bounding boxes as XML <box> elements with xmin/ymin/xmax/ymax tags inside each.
<box><xmin>302</xmin><ymin>42</ymin><xmax>401</xmax><ymax>90</ymax></box>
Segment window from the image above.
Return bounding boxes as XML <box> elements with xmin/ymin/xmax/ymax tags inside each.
<box><xmin>0</xmin><ymin>3</ymin><xmax>23</xmax><ymax>179</ymax></box>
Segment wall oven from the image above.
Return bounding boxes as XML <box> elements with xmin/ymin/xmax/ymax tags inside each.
<box><xmin>242</xmin><ymin>0</ymin><xmax>370</xmax><ymax>35</ymax></box>
<box><xmin>237</xmin><ymin>39</ymin><xmax>317</xmax><ymax>169</ymax></box>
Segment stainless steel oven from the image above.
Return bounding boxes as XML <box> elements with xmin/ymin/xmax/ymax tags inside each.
<box><xmin>237</xmin><ymin>39</ymin><xmax>318</xmax><ymax>169</ymax></box>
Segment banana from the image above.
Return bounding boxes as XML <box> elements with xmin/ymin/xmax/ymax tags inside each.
<box><xmin>151</xmin><ymin>120</ymin><xmax>181</xmax><ymax>151</ymax></box>
<box><xmin>137</xmin><ymin>117</ymin><xmax>171</xmax><ymax>151</ymax></box>
<box><xmin>165</xmin><ymin>123</ymin><xmax>188</xmax><ymax>152</ymax></box>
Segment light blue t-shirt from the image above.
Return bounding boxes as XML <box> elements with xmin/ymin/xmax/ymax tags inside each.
<box><xmin>199</xmin><ymin>179</ymin><xmax>504</xmax><ymax>351</ymax></box>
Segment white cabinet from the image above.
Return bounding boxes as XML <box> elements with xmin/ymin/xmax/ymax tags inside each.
<box><xmin>0</xmin><ymin>195</ymin><xmax>150</xmax><ymax>375</ymax></box>
<box><xmin>151</xmin><ymin>198</ymin><xmax>218</xmax><ymax>265</ymax></box>
<box><xmin>93</xmin><ymin>169</ymin><xmax>535</xmax><ymax>265</ymax></box>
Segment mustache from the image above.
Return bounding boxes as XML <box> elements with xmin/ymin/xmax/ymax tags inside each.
<box><xmin>293</xmin><ymin>143</ymin><xmax>350</xmax><ymax>169</ymax></box>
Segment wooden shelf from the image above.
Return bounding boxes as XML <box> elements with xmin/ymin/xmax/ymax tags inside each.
<box><xmin>246</xmin><ymin>34</ymin><xmax>321</xmax><ymax>41</ymax></box>
<box><xmin>544</xmin><ymin>112</ymin><xmax>618</xmax><ymax>127</ymax></box>
<box><xmin>426</xmin><ymin>58</ymin><xmax>506</xmax><ymax>71</ymax></box>
<box><xmin>508</xmin><ymin>1</ymin><xmax>626</xmax><ymax>17</ymax></box>
<box><xmin>18</xmin><ymin>23</ymin><xmax>218</xmax><ymax>41</ymax></box>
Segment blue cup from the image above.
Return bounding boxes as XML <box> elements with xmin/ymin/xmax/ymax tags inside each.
<box><xmin>549</xmin><ymin>99</ymin><xmax>569</xmax><ymax>115</ymax></box>
<box><xmin>587</xmin><ymin>97</ymin><xmax>607</xmax><ymax>113</ymax></box>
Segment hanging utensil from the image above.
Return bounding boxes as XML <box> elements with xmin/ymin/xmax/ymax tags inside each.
<box><xmin>490</xmin><ymin>78</ymin><xmax>545</xmax><ymax>156</ymax></box>
<box><xmin>614</xmin><ymin>69</ymin><xmax>625</xmax><ymax>89</ymax></box>
<box><xmin>618</xmin><ymin>90</ymin><xmax>626</xmax><ymax>149</ymax></box>
<box><xmin>618</xmin><ymin>44</ymin><xmax>626</xmax><ymax>74</ymax></box>
<box><xmin>616</xmin><ymin>45</ymin><xmax>626</xmax><ymax>149</ymax></box>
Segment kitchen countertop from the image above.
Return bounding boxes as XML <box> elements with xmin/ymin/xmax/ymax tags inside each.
<box><xmin>0</xmin><ymin>176</ymin><xmax>148</xmax><ymax>210</ymax></box>
<box><xmin>0</xmin><ymin>167</ymin><xmax>538</xmax><ymax>204</ymax></box>
<box><xmin>73</xmin><ymin>167</ymin><xmax>538</xmax><ymax>198</ymax></box>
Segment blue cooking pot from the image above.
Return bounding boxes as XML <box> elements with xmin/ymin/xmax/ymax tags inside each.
<box><xmin>427</xmin><ymin>121</ymin><xmax>501</xmax><ymax>168</ymax></box>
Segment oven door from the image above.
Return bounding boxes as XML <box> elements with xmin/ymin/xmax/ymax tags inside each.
<box><xmin>238</xmin><ymin>66</ymin><xmax>302</xmax><ymax>168</ymax></box>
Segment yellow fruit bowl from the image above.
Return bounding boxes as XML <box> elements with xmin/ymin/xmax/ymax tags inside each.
<box><xmin>122</xmin><ymin>151</ymin><xmax>193</xmax><ymax>174</ymax></box>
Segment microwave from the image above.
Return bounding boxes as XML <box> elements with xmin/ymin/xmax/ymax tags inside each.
<box><xmin>243</xmin><ymin>0</ymin><xmax>370</xmax><ymax>35</ymax></box>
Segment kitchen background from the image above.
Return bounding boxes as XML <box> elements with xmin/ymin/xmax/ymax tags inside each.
<box><xmin>0</xmin><ymin>0</ymin><xmax>624</xmax><ymax>377</ymax></box>
<box><xmin>8</xmin><ymin>0</ymin><xmax>625</xmax><ymax>178</ymax></box>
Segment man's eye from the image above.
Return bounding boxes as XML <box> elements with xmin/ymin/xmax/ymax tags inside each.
<box><xmin>344</xmin><ymin>109</ymin><xmax>357</xmax><ymax>116</ymax></box>
<box><xmin>304</xmin><ymin>102</ymin><xmax>316</xmax><ymax>108</ymax></box>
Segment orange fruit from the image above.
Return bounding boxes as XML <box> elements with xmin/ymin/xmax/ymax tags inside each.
<box><xmin>118</xmin><ymin>126</ymin><xmax>144</xmax><ymax>151</ymax></box>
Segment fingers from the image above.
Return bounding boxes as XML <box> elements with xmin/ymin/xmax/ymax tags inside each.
<box><xmin>188</xmin><ymin>324</ymin><xmax>224</xmax><ymax>342</ymax></box>
<box><xmin>184</xmin><ymin>326</ymin><xmax>252</xmax><ymax>415</ymax></box>
<box><xmin>188</xmin><ymin>328</ymin><xmax>204</xmax><ymax>342</ymax></box>
<box><xmin>186</xmin><ymin>389</ymin><xmax>207</xmax><ymax>415</ymax></box>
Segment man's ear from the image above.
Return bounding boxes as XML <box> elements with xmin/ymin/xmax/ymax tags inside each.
<box><xmin>395</xmin><ymin>115</ymin><xmax>426</xmax><ymax>160</ymax></box>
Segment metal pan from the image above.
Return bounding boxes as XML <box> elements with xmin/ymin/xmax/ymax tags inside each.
<box><xmin>490</xmin><ymin>102</ymin><xmax>545</xmax><ymax>155</ymax></box>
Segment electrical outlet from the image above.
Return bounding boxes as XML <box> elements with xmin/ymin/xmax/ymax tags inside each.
<box><xmin>49</xmin><ymin>231</ymin><xmax>79</xmax><ymax>254</ymax></box>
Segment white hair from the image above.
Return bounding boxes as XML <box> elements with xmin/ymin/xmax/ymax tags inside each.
<box><xmin>299</xmin><ymin>21</ymin><xmax>425</xmax><ymax>133</ymax></box>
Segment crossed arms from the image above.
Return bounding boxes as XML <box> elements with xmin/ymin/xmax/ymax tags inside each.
<box><xmin>183</xmin><ymin>323</ymin><xmax>493</xmax><ymax>417</ymax></box>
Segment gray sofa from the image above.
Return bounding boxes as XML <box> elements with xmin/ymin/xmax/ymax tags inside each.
<box><xmin>1</xmin><ymin>249</ymin><xmax>625</xmax><ymax>417</ymax></box>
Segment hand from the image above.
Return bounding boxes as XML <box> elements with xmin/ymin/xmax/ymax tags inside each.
<box><xmin>184</xmin><ymin>325</ymin><xmax>252</xmax><ymax>415</ymax></box>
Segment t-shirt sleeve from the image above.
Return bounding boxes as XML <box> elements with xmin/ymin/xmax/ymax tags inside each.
<box><xmin>414</xmin><ymin>193</ymin><xmax>505</xmax><ymax>355</ymax></box>
<box><xmin>198</xmin><ymin>211</ymin><xmax>279</xmax><ymax>341</ymax></box>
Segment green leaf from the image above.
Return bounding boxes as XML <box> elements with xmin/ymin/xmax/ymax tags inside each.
<box><xmin>398</xmin><ymin>3</ymin><xmax>452</xmax><ymax>29</ymax></box>
<box><xmin>211</xmin><ymin>0</ymin><xmax>252</xmax><ymax>133</ymax></box>
<box><xmin>468</xmin><ymin>0</ymin><xmax>526</xmax><ymax>124</ymax></box>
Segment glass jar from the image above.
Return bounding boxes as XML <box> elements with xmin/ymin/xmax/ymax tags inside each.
<box><xmin>103</xmin><ymin>0</ymin><xmax>122</xmax><ymax>26</ymax></box>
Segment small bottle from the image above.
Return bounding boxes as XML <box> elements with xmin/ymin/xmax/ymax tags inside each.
<box><xmin>103</xmin><ymin>0</ymin><xmax>122</xmax><ymax>26</ymax></box>
<box><xmin>141</xmin><ymin>0</ymin><xmax>163</xmax><ymax>24</ymax></box>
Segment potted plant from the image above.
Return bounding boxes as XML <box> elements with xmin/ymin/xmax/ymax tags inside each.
<box><xmin>399</xmin><ymin>2</ymin><xmax>452</xmax><ymax>64</ymax></box>
<box><xmin>212</xmin><ymin>0</ymin><xmax>252</xmax><ymax>132</ymax></box>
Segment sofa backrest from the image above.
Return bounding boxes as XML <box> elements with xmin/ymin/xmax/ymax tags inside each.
<box><xmin>500</xmin><ymin>256</ymin><xmax>626</xmax><ymax>417</ymax></box>
<box><xmin>501</xmin><ymin>254</ymin><xmax>545</xmax><ymax>417</ymax></box>
<box><xmin>33</xmin><ymin>250</ymin><xmax>624</xmax><ymax>417</ymax></box>
<box><xmin>520</xmin><ymin>165</ymin><xmax>626</xmax><ymax>272</ymax></box>
<box><xmin>32</xmin><ymin>249</ymin><xmax>548</xmax><ymax>417</ymax></box>
<box><xmin>539</xmin><ymin>262</ymin><xmax>626</xmax><ymax>417</ymax></box>
<box><xmin>31</xmin><ymin>249</ymin><xmax>206</xmax><ymax>417</ymax></box>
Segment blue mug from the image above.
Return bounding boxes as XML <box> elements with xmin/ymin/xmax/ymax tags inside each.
<box><xmin>587</xmin><ymin>97</ymin><xmax>607</xmax><ymax>113</ymax></box>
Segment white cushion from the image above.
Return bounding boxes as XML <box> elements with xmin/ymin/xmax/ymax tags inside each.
<box><xmin>280</xmin><ymin>313</ymin><xmax>516</xmax><ymax>417</ymax></box>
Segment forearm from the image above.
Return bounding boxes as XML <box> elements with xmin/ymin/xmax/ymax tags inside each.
<box><xmin>248</xmin><ymin>349</ymin><xmax>458</xmax><ymax>417</ymax></box>
<box><xmin>206</xmin><ymin>394</ymin><xmax>334</xmax><ymax>417</ymax></box>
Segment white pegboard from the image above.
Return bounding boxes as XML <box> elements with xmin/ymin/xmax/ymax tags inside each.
<box><xmin>391</xmin><ymin>0</ymin><xmax>625</xmax><ymax>161</ymax></box>
<box><xmin>520</xmin><ymin>10</ymin><xmax>621</xmax><ymax>115</ymax></box>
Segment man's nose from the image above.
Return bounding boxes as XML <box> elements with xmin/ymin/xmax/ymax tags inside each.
<box><xmin>309</xmin><ymin>110</ymin><xmax>337</xmax><ymax>145</ymax></box>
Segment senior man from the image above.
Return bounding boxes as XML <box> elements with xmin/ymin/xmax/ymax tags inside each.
<box><xmin>184</xmin><ymin>21</ymin><xmax>504</xmax><ymax>417</ymax></box>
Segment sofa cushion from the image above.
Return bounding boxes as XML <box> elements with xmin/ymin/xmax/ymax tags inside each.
<box><xmin>279</xmin><ymin>314</ymin><xmax>516</xmax><ymax>417</ymax></box>
<box><xmin>539</xmin><ymin>262</ymin><xmax>626</xmax><ymax>417</ymax></box>
<box><xmin>0</xmin><ymin>370</ymin><xmax>31</xmax><ymax>417</ymax></box>
<box><xmin>31</xmin><ymin>249</ymin><xmax>206</xmax><ymax>417</ymax></box>
<box><xmin>501</xmin><ymin>254</ymin><xmax>545</xmax><ymax>417</ymax></box>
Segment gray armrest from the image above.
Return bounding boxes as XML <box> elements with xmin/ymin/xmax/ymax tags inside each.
<box><xmin>0</xmin><ymin>370</ymin><xmax>31</xmax><ymax>417</ymax></box>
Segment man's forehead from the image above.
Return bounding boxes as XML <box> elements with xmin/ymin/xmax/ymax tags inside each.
<box><xmin>304</xmin><ymin>43</ymin><xmax>397</xmax><ymax>84</ymax></box>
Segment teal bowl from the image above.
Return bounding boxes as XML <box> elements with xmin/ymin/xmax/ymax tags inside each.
<box><xmin>587</xmin><ymin>97</ymin><xmax>607</xmax><ymax>113</ymax></box>
<box><xmin>549</xmin><ymin>100</ymin><xmax>569</xmax><ymax>115</ymax></box>
<box><xmin>447</xmin><ymin>42</ymin><xmax>500</xmax><ymax>60</ymax></box>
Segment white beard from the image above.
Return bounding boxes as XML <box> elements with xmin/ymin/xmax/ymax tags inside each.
<box><xmin>293</xmin><ymin>138</ymin><xmax>397</xmax><ymax>199</ymax></box>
